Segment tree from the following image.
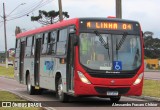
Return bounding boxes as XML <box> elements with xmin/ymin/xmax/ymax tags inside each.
<box><xmin>144</xmin><ymin>31</ymin><xmax>160</xmax><ymax>58</ymax></box>
<box><xmin>15</xmin><ymin>26</ymin><xmax>22</xmax><ymax>35</ymax></box>
<box><xmin>31</xmin><ymin>10</ymin><xmax>69</xmax><ymax>25</ymax></box>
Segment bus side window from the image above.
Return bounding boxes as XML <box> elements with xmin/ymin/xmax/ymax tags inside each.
<box><xmin>25</xmin><ymin>36</ymin><xmax>32</xmax><ymax>57</ymax></box>
<box><xmin>56</xmin><ymin>28</ymin><xmax>67</xmax><ymax>55</ymax></box>
<box><xmin>47</xmin><ymin>31</ymin><xmax>57</xmax><ymax>55</ymax></box>
<box><xmin>41</xmin><ymin>33</ymin><xmax>48</xmax><ymax>55</ymax></box>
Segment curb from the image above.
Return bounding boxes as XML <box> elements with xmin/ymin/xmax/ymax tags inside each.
<box><xmin>130</xmin><ymin>96</ymin><xmax>160</xmax><ymax>101</ymax></box>
<box><xmin>0</xmin><ymin>88</ymin><xmax>56</xmax><ymax>110</ymax></box>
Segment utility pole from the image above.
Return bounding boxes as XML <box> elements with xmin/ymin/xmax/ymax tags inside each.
<box><xmin>3</xmin><ymin>3</ymin><xmax>8</xmax><ymax>68</ymax></box>
<box><xmin>58</xmin><ymin>0</ymin><xmax>63</xmax><ymax>21</ymax></box>
<box><xmin>116</xmin><ymin>0</ymin><xmax>122</xmax><ymax>19</ymax></box>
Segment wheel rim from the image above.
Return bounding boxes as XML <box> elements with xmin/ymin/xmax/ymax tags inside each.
<box><xmin>58</xmin><ymin>81</ymin><xmax>63</xmax><ymax>99</ymax></box>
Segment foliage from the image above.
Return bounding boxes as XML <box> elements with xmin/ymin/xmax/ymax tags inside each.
<box><xmin>0</xmin><ymin>52</ymin><xmax>5</xmax><ymax>58</ymax></box>
<box><xmin>0</xmin><ymin>91</ymin><xmax>25</xmax><ymax>101</ymax></box>
<box><xmin>144</xmin><ymin>31</ymin><xmax>160</xmax><ymax>59</ymax></box>
<box><xmin>144</xmin><ymin>56</ymin><xmax>150</xmax><ymax>59</ymax></box>
<box><xmin>143</xmin><ymin>80</ymin><xmax>160</xmax><ymax>98</ymax></box>
<box><xmin>0</xmin><ymin>66</ymin><xmax>14</xmax><ymax>78</ymax></box>
<box><xmin>31</xmin><ymin>10</ymin><xmax>69</xmax><ymax>25</ymax></box>
<box><xmin>158</xmin><ymin>66</ymin><xmax>160</xmax><ymax>70</ymax></box>
<box><xmin>0</xmin><ymin>91</ymin><xmax>43</xmax><ymax>110</ymax></box>
<box><xmin>146</xmin><ymin>64</ymin><xmax>152</xmax><ymax>69</ymax></box>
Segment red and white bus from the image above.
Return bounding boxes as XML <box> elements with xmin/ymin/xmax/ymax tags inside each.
<box><xmin>15</xmin><ymin>17</ymin><xmax>144</xmax><ymax>102</ymax></box>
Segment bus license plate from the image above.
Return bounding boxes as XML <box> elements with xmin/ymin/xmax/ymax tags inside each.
<box><xmin>107</xmin><ymin>91</ymin><xmax>118</xmax><ymax>96</ymax></box>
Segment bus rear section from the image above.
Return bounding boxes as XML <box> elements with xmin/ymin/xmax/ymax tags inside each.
<box><xmin>72</xmin><ymin>18</ymin><xmax>144</xmax><ymax>101</ymax></box>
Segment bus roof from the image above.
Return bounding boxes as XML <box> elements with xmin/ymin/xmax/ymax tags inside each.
<box><xmin>16</xmin><ymin>18</ymin><xmax>79</xmax><ymax>38</ymax></box>
<box><xmin>16</xmin><ymin>17</ymin><xmax>139</xmax><ymax>39</ymax></box>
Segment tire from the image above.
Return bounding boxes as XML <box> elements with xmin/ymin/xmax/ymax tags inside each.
<box><xmin>110</xmin><ymin>96</ymin><xmax>121</xmax><ymax>102</ymax></box>
<box><xmin>57</xmin><ymin>77</ymin><xmax>69</xmax><ymax>102</ymax></box>
<box><xmin>27</xmin><ymin>75</ymin><xmax>35</xmax><ymax>95</ymax></box>
<box><xmin>35</xmin><ymin>88</ymin><xmax>43</xmax><ymax>95</ymax></box>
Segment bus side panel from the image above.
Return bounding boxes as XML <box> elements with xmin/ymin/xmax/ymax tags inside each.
<box><xmin>14</xmin><ymin>46</ymin><xmax>21</xmax><ymax>83</ymax></box>
<box><xmin>14</xmin><ymin>58</ymin><xmax>20</xmax><ymax>82</ymax></box>
<box><xmin>39</xmin><ymin>56</ymin><xmax>55</xmax><ymax>90</ymax></box>
<box><xmin>39</xmin><ymin>57</ymin><xmax>67</xmax><ymax>92</ymax></box>
<box><xmin>55</xmin><ymin>58</ymin><xmax>67</xmax><ymax>93</ymax></box>
<box><xmin>23</xmin><ymin>57</ymin><xmax>35</xmax><ymax>86</ymax></box>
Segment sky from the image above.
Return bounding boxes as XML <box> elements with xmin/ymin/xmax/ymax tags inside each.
<box><xmin>0</xmin><ymin>0</ymin><xmax>160</xmax><ymax>51</ymax></box>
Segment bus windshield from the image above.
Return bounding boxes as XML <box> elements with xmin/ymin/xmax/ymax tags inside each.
<box><xmin>79</xmin><ymin>33</ymin><xmax>141</xmax><ymax>71</ymax></box>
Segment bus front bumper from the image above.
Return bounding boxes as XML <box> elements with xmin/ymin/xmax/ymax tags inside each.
<box><xmin>74</xmin><ymin>80</ymin><xmax>143</xmax><ymax>97</ymax></box>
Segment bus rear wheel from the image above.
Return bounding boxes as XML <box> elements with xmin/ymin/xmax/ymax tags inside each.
<box><xmin>57</xmin><ymin>77</ymin><xmax>69</xmax><ymax>102</ymax></box>
<box><xmin>27</xmin><ymin>75</ymin><xmax>35</xmax><ymax>95</ymax></box>
<box><xmin>110</xmin><ymin>96</ymin><xmax>121</xmax><ymax>102</ymax></box>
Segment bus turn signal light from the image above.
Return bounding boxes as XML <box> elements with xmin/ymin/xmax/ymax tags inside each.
<box><xmin>60</xmin><ymin>58</ymin><xmax>66</xmax><ymax>64</ymax></box>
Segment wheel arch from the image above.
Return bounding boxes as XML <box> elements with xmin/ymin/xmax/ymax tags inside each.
<box><xmin>55</xmin><ymin>72</ymin><xmax>62</xmax><ymax>90</ymax></box>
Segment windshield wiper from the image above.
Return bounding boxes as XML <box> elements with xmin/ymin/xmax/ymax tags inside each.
<box><xmin>116</xmin><ymin>32</ymin><xmax>128</xmax><ymax>50</ymax></box>
<box><xmin>115</xmin><ymin>32</ymin><xmax>128</xmax><ymax>60</ymax></box>
<box><xmin>94</xmin><ymin>30</ymin><xmax>110</xmax><ymax>59</ymax></box>
<box><xmin>94</xmin><ymin>30</ymin><xmax>109</xmax><ymax>49</ymax></box>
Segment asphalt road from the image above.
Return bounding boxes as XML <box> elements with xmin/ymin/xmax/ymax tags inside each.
<box><xmin>0</xmin><ymin>64</ymin><xmax>5</xmax><ymax>67</ymax></box>
<box><xmin>0</xmin><ymin>77</ymin><xmax>159</xmax><ymax>110</ymax></box>
<box><xmin>144</xmin><ymin>71</ymin><xmax>160</xmax><ymax>80</ymax></box>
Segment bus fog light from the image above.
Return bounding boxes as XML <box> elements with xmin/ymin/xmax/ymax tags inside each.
<box><xmin>77</xmin><ymin>71</ymin><xmax>91</xmax><ymax>84</ymax></box>
<box><xmin>133</xmin><ymin>73</ymin><xmax>143</xmax><ymax>85</ymax></box>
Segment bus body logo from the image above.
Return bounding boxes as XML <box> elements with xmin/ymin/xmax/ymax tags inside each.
<box><xmin>110</xmin><ymin>80</ymin><xmax>115</xmax><ymax>85</ymax></box>
<box><xmin>44</xmin><ymin>61</ymin><xmax>54</xmax><ymax>72</ymax></box>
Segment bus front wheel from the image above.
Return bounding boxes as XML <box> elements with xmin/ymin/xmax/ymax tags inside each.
<box><xmin>57</xmin><ymin>77</ymin><xmax>69</xmax><ymax>102</ymax></box>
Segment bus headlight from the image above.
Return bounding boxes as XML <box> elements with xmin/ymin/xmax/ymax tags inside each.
<box><xmin>133</xmin><ymin>73</ymin><xmax>143</xmax><ymax>85</ymax></box>
<box><xmin>77</xmin><ymin>71</ymin><xmax>91</xmax><ymax>84</ymax></box>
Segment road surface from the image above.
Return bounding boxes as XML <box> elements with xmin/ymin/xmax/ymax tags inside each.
<box><xmin>144</xmin><ymin>72</ymin><xmax>160</xmax><ymax>80</ymax></box>
<box><xmin>0</xmin><ymin>77</ymin><xmax>159</xmax><ymax>110</ymax></box>
<box><xmin>0</xmin><ymin>64</ymin><xmax>5</xmax><ymax>67</ymax></box>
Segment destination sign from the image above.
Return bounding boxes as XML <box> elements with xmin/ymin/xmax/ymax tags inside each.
<box><xmin>86</xmin><ymin>21</ymin><xmax>133</xmax><ymax>31</ymax></box>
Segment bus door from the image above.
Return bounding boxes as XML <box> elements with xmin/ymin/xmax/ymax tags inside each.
<box><xmin>19</xmin><ymin>41</ymin><xmax>25</xmax><ymax>83</ymax></box>
<box><xmin>34</xmin><ymin>38</ymin><xmax>42</xmax><ymax>86</ymax></box>
<box><xmin>67</xmin><ymin>35</ymin><xmax>75</xmax><ymax>91</ymax></box>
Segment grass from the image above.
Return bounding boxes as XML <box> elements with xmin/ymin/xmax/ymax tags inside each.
<box><xmin>0</xmin><ymin>91</ymin><xmax>25</xmax><ymax>101</ymax></box>
<box><xmin>143</xmin><ymin>80</ymin><xmax>160</xmax><ymax>98</ymax></box>
<box><xmin>0</xmin><ymin>66</ymin><xmax>14</xmax><ymax>78</ymax></box>
<box><xmin>0</xmin><ymin>67</ymin><xmax>43</xmax><ymax>110</ymax></box>
<box><xmin>0</xmin><ymin>91</ymin><xmax>44</xmax><ymax>110</ymax></box>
